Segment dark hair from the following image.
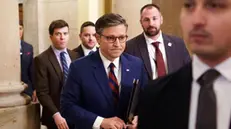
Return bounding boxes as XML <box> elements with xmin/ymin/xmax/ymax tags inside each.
<box><xmin>95</xmin><ymin>13</ymin><xmax>128</xmax><ymax>35</ymax></box>
<box><xmin>49</xmin><ymin>19</ymin><xmax>69</xmax><ymax>35</ymax></box>
<box><xmin>140</xmin><ymin>4</ymin><xmax>160</xmax><ymax>14</ymax></box>
<box><xmin>80</xmin><ymin>21</ymin><xmax>95</xmax><ymax>33</ymax></box>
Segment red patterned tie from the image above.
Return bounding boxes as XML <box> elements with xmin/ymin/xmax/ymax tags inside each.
<box><xmin>152</xmin><ymin>42</ymin><xmax>166</xmax><ymax>77</ymax></box>
<box><xmin>108</xmin><ymin>63</ymin><xmax>119</xmax><ymax>104</ymax></box>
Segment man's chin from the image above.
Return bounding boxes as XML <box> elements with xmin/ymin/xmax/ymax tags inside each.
<box><xmin>145</xmin><ymin>31</ymin><xmax>158</xmax><ymax>37</ymax></box>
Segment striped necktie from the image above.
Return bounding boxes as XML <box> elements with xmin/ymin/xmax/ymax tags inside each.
<box><xmin>60</xmin><ymin>51</ymin><xmax>69</xmax><ymax>81</ymax></box>
<box><xmin>108</xmin><ymin>63</ymin><xmax>119</xmax><ymax>105</ymax></box>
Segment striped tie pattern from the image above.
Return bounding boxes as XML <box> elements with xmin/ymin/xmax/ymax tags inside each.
<box><xmin>108</xmin><ymin>63</ymin><xmax>119</xmax><ymax>104</ymax></box>
<box><xmin>60</xmin><ymin>51</ymin><xmax>69</xmax><ymax>81</ymax></box>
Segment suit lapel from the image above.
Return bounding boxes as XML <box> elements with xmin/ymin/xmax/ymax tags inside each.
<box><xmin>92</xmin><ymin>51</ymin><xmax>114</xmax><ymax>107</ymax></box>
<box><xmin>67</xmin><ymin>49</ymin><xmax>78</xmax><ymax>61</ymax></box>
<box><xmin>138</xmin><ymin>34</ymin><xmax>152</xmax><ymax>79</ymax></box>
<box><xmin>163</xmin><ymin>34</ymin><xmax>175</xmax><ymax>73</ymax></box>
<box><xmin>120</xmin><ymin>55</ymin><xmax>130</xmax><ymax>87</ymax></box>
<box><xmin>78</xmin><ymin>46</ymin><xmax>85</xmax><ymax>57</ymax></box>
<box><xmin>20</xmin><ymin>41</ymin><xmax>25</xmax><ymax>58</ymax></box>
<box><xmin>48</xmin><ymin>47</ymin><xmax>63</xmax><ymax>82</ymax></box>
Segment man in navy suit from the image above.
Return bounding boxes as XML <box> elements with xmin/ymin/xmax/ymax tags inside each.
<box><xmin>19</xmin><ymin>22</ymin><xmax>36</xmax><ymax>101</ymax></box>
<box><xmin>61</xmin><ymin>13</ymin><xmax>147</xmax><ymax>129</ymax></box>
<box><xmin>138</xmin><ymin>0</ymin><xmax>231</xmax><ymax>129</ymax></box>
<box><xmin>125</xmin><ymin>4</ymin><xmax>191</xmax><ymax>81</ymax></box>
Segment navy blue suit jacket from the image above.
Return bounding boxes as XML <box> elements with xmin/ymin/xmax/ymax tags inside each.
<box><xmin>61</xmin><ymin>51</ymin><xmax>148</xmax><ymax>129</ymax></box>
<box><xmin>125</xmin><ymin>33</ymin><xmax>191</xmax><ymax>81</ymax></box>
<box><xmin>21</xmin><ymin>40</ymin><xmax>34</xmax><ymax>97</ymax></box>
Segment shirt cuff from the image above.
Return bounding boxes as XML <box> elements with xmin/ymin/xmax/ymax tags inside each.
<box><xmin>52</xmin><ymin>112</ymin><xmax>60</xmax><ymax>118</ymax></box>
<box><xmin>92</xmin><ymin>116</ymin><xmax>104</xmax><ymax>129</ymax></box>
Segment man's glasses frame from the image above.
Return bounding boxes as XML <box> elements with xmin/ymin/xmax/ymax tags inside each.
<box><xmin>100</xmin><ymin>34</ymin><xmax>128</xmax><ymax>43</ymax></box>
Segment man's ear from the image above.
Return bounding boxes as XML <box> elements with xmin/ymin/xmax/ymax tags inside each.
<box><xmin>95</xmin><ymin>33</ymin><xmax>101</xmax><ymax>45</ymax></box>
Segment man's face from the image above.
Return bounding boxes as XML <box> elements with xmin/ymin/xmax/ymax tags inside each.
<box><xmin>50</xmin><ymin>26</ymin><xmax>69</xmax><ymax>50</ymax></box>
<box><xmin>79</xmin><ymin>26</ymin><xmax>97</xmax><ymax>49</ymax></box>
<box><xmin>19</xmin><ymin>25</ymin><xmax>23</xmax><ymax>39</ymax></box>
<box><xmin>180</xmin><ymin>0</ymin><xmax>231</xmax><ymax>61</ymax></box>
<box><xmin>140</xmin><ymin>7</ymin><xmax>163</xmax><ymax>37</ymax></box>
<box><xmin>96</xmin><ymin>24</ymin><xmax>127</xmax><ymax>61</ymax></box>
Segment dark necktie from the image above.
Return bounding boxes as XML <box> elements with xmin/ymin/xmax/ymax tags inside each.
<box><xmin>108</xmin><ymin>63</ymin><xmax>119</xmax><ymax>105</ymax></box>
<box><xmin>60</xmin><ymin>51</ymin><xmax>69</xmax><ymax>81</ymax></box>
<box><xmin>88</xmin><ymin>50</ymin><xmax>94</xmax><ymax>55</ymax></box>
<box><xmin>196</xmin><ymin>69</ymin><xmax>220</xmax><ymax>129</ymax></box>
<box><xmin>152</xmin><ymin>42</ymin><xmax>166</xmax><ymax>77</ymax></box>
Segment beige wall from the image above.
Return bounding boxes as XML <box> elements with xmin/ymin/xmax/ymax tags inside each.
<box><xmin>112</xmin><ymin>0</ymin><xmax>152</xmax><ymax>39</ymax></box>
<box><xmin>23</xmin><ymin>0</ymin><xmax>78</xmax><ymax>55</ymax></box>
<box><xmin>76</xmin><ymin>0</ymin><xmax>105</xmax><ymax>46</ymax></box>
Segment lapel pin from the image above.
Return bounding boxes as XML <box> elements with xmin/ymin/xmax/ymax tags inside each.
<box><xmin>126</xmin><ymin>69</ymin><xmax>130</xmax><ymax>72</ymax></box>
<box><xmin>168</xmin><ymin>42</ymin><xmax>172</xmax><ymax>47</ymax></box>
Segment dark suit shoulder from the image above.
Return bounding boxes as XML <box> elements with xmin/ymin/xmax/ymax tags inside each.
<box><xmin>125</xmin><ymin>33</ymin><xmax>145</xmax><ymax>54</ymax></box>
<box><xmin>126</xmin><ymin>33</ymin><xmax>144</xmax><ymax>45</ymax></box>
<box><xmin>122</xmin><ymin>52</ymin><xmax>142</xmax><ymax>63</ymax></box>
<box><xmin>35</xmin><ymin>48</ymin><xmax>51</xmax><ymax>61</ymax></box>
<box><xmin>144</xmin><ymin>62</ymin><xmax>192</xmax><ymax>98</ymax></box>
<box><xmin>21</xmin><ymin>40</ymin><xmax>33</xmax><ymax>50</ymax></box>
<box><xmin>162</xmin><ymin>33</ymin><xmax>185</xmax><ymax>45</ymax></box>
<box><xmin>72</xmin><ymin>45</ymin><xmax>80</xmax><ymax>52</ymax></box>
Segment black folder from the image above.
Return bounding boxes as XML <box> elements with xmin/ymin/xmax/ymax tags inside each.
<box><xmin>126</xmin><ymin>79</ymin><xmax>140</xmax><ymax>124</ymax></box>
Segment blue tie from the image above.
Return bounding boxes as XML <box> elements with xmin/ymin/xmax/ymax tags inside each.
<box><xmin>88</xmin><ymin>50</ymin><xmax>94</xmax><ymax>55</ymax></box>
<box><xmin>60</xmin><ymin>51</ymin><xmax>68</xmax><ymax>81</ymax></box>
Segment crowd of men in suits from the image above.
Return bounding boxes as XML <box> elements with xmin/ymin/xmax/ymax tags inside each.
<box><xmin>21</xmin><ymin>3</ymin><xmax>191</xmax><ymax>129</ymax></box>
<box><xmin>20</xmin><ymin>1</ymin><xmax>231</xmax><ymax>128</ymax></box>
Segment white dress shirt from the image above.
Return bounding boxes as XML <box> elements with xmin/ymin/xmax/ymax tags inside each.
<box><xmin>144</xmin><ymin>31</ymin><xmax>168</xmax><ymax>80</ymax></box>
<box><xmin>92</xmin><ymin>49</ymin><xmax>121</xmax><ymax>129</ymax></box>
<box><xmin>81</xmin><ymin>44</ymin><xmax>97</xmax><ymax>56</ymax></box>
<box><xmin>51</xmin><ymin>46</ymin><xmax>71</xmax><ymax>70</ymax></box>
<box><xmin>189</xmin><ymin>55</ymin><xmax>231</xmax><ymax>129</ymax></box>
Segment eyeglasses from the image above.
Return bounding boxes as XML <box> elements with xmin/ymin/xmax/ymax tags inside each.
<box><xmin>100</xmin><ymin>34</ymin><xmax>128</xmax><ymax>43</ymax></box>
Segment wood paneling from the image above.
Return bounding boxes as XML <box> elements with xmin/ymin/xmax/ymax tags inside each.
<box><xmin>152</xmin><ymin>0</ymin><xmax>184</xmax><ymax>38</ymax></box>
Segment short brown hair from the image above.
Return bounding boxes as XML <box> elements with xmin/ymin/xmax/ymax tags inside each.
<box><xmin>80</xmin><ymin>21</ymin><xmax>95</xmax><ymax>33</ymax></box>
<box><xmin>95</xmin><ymin>13</ymin><xmax>128</xmax><ymax>35</ymax></box>
<box><xmin>49</xmin><ymin>19</ymin><xmax>69</xmax><ymax>35</ymax></box>
<box><xmin>140</xmin><ymin>4</ymin><xmax>160</xmax><ymax>14</ymax></box>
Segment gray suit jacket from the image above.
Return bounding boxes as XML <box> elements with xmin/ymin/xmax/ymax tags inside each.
<box><xmin>125</xmin><ymin>33</ymin><xmax>191</xmax><ymax>81</ymax></box>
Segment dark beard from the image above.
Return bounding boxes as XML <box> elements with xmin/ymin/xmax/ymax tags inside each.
<box><xmin>144</xmin><ymin>27</ymin><xmax>160</xmax><ymax>37</ymax></box>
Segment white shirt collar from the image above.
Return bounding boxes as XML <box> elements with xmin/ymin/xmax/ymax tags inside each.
<box><xmin>81</xmin><ymin>44</ymin><xmax>97</xmax><ymax>56</ymax></box>
<box><xmin>192</xmin><ymin>55</ymin><xmax>231</xmax><ymax>81</ymax></box>
<box><xmin>143</xmin><ymin>30</ymin><xmax>164</xmax><ymax>45</ymax></box>
<box><xmin>99</xmin><ymin>49</ymin><xmax>120</xmax><ymax>70</ymax></box>
<box><xmin>51</xmin><ymin>45</ymin><xmax>68</xmax><ymax>56</ymax></box>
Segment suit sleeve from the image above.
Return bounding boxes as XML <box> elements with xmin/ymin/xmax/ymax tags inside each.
<box><xmin>23</xmin><ymin>44</ymin><xmax>34</xmax><ymax>97</ymax></box>
<box><xmin>179</xmin><ymin>39</ymin><xmax>191</xmax><ymax>64</ymax></box>
<box><xmin>60</xmin><ymin>63</ymin><xmax>98</xmax><ymax>128</ymax></box>
<box><xmin>34</xmin><ymin>56</ymin><xmax>58</xmax><ymax>115</ymax></box>
<box><xmin>28</xmin><ymin>46</ymin><xmax>34</xmax><ymax>91</ymax></box>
